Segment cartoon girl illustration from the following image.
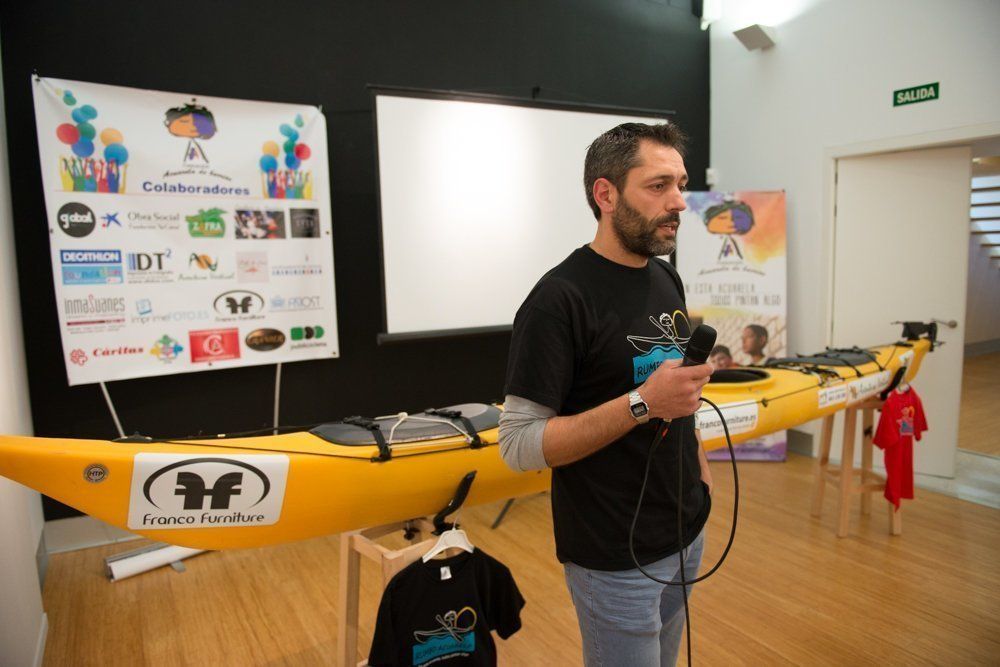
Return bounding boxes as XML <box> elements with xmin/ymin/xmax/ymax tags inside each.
<box><xmin>704</xmin><ymin>199</ymin><xmax>754</xmax><ymax>261</ymax></box>
<box><xmin>704</xmin><ymin>200</ymin><xmax>754</xmax><ymax>235</ymax></box>
<box><xmin>164</xmin><ymin>102</ymin><xmax>217</xmax><ymax>166</ymax></box>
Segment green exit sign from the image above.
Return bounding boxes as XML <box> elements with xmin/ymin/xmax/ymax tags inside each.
<box><xmin>894</xmin><ymin>82</ymin><xmax>939</xmax><ymax>107</ymax></box>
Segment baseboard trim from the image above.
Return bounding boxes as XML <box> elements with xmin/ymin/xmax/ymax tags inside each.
<box><xmin>36</xmin><ymin>531</ymin><xmax>48</xmax><ymax>589</ymax></box>
<box><xmin>965</xmin><ymin>338</ymin><xmax>1000</xmax><ymax>357</ymax></box>
<box><xmin>33</xmin><ymin>612</ymin><xmax>48</xmax><ymax>667</ymax></box>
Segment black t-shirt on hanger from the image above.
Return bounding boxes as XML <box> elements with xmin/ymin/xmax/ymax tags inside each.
<box><xmin>368</xmin><ymin>548</ymin><xmax>524</xmax><ymax>666</ymax></box>
<box><xmin>504</xmin><ymin>245</ymin><xmax>711</xmax><ymax>571</ymax></box>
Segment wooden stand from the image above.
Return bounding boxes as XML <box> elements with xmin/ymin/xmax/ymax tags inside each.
<box><xmin>811</xmin><ymin>397</ymin><xmax>902</xmax><ymax>537</ymax></box>
<box><xmin>337</xmin><ymin>518</ymin><xmax>438</xmax><ymax>667</ymax></box>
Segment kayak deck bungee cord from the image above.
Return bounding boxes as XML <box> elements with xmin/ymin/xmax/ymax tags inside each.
<box><xmin>0</xmin><ymin>324</ymin><xmax>935</xmax><ymax>550</ymax></box>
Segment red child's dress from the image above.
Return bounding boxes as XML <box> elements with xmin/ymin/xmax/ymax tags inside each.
<box><xmin>873</xmin><ymin>387</ymin><xmax>928</xmax><ymax>509</ymax></box>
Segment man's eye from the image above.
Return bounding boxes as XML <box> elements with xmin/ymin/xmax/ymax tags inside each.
<box><xmin>652</xmin><ymin>183</ymin><xmax>664</xmax><ymax>191</ymax></box>
<box><xmin>679</xmin><ymin>185</ymin><xmax>688</xmax><ymax>193</ymax></box>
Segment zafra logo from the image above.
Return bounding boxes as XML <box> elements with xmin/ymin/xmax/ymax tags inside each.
<box><xmin>186</xmin><ymin>208</ymin><xmax>226</xmax><ymax>238</ymax></box>
<box><xmin>127</xmin><ymin>454</ymin><xmax>289</xmax><ymax>530</ymax></box>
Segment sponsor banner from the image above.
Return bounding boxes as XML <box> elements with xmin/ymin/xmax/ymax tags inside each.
<box><xmin>695</xmin><ymin>401</ymin><xmax>759</xmax><ymax>440</ymax></box>
<box><xmin>818</xmin><ymin>384</ymin><xmax>848</xmax><ymax>409</ymax></box>
<box><xmin>677</xmin><ymin>191</ymin><xmax>787</xmax><ymax>461</ymax></box>
<box><xmin>127</xmin><ymin>453</ymin><xmax>288</xmax><ymax>530</ymax></box>
<box><xmin>847</xmin><ymin>370</ymin><xmax>892</xmax><ymax>405</ymax></box>
<box><xmin>33</xmin><ymin>76</ymin><xmax>339</xmax><ymax>385</ymax></box>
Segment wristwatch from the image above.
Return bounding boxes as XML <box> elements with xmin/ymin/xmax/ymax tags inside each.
<box><xmin>628</xmin><ymin>390</ymin><xmax>650</xmax><ymax>424</ymax></box>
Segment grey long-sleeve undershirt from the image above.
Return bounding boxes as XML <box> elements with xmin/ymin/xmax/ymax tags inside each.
<box><xmin>498</xmin><ymin>395</ymin><xmax>555</xmax><ymax>473</ymax></box>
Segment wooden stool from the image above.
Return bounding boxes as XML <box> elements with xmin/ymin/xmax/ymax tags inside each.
<box><xmin>811</xmin><ymin>397</ymin><xmax>902</xmax><ymax>537</ymax></box>
<box><xmin>337</xmin><ymin>518</ymin><xmax>438</xmax><ymax>667</ymax></box>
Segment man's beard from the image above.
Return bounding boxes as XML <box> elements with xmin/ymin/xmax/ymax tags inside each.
<box><xmin>611</xmin><ymin>197</ymin><xmax>679</xmax><ymax>257</ymax></box>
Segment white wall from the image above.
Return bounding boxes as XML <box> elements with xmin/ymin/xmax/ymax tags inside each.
<box><xmin>965</xmin><ymin>232</ymin><xmax>1000</xmax><ymax>345</ymax></box>
<box><xmin>0</xmin><ymin>34</ymin><xmax>47</xmax><ymax>667</ymax></box>
<box><xmin>710</xmin><ymin>0</ymin><xmax>1000</xmax><ymax>359</ymax></box>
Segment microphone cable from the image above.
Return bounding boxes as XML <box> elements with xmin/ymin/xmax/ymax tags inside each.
<box><xmin>628</xmin><ymin>396</ymin><xmax>739</xmax><ymax>666</ymax></box>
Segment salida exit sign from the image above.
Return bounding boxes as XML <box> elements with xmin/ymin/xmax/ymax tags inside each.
<box><xmin>894</xmin><ymin>82</ymin><xmax>939</xmax><ymax>107</ymax></box>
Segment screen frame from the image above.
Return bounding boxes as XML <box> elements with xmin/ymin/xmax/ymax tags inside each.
<box><xmin>369</xmin><ymin>84</ymin><xmax>676</xmax><ymax>344</ymax></box>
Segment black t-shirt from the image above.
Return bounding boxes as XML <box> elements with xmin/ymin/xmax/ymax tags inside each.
<box><xmin>504</xmin><ymin>244</ymin><xmax>711</xmax><ymax>571</ymax></box>
<box><xmin>369</xmin><ymin>548</ymin><xmax>525</xmax><ymax>666</ymax></box>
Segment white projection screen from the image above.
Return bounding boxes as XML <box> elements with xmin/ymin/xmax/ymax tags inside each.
<box><xmin>374</xmin><ymin>89</ymin><xmax>671</xmax><ymax>340</ymax></box>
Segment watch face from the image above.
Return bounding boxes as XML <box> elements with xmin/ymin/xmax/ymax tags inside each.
<box><xmin>631</xmin><ymin>403</ymin><xmax>648</xmax><ymax>418</ymax></box>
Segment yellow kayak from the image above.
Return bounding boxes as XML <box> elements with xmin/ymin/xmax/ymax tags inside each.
<box><xmin>0</xmin><ymin>331</ymin><xmax>932</xmax><ymax>551</ymax></box>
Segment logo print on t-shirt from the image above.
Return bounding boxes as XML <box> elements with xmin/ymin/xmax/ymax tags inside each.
<box><xmin>897</xmin><ymin>406</ymin><xmax>915</xmax><ymax>436</ymax></box>
<box><xmin>412</xmin><ymin>607</ymin><xmax>477</xmax><ymax>665</ymax></box>
<box><xmin>627</xmin><ymin>310</ymin><xmax>690</xmax><ymax>383</ymax></box>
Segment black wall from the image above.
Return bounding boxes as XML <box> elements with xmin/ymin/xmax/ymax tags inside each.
<box><xmin>0</xmin><ymin>1</ymin><xmax>709</xmax><ymax>518</ymax></box>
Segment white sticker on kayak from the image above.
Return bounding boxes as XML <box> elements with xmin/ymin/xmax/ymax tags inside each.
<box><xmin>899</xmin><ymin>350</ymin><xmax>914</xmax><ymax>367</ymax></box>
<box><xmin>128</xmin><ymin>454</ymin><xmax>288</xmax><ymax>530</ymax></box>
<box><xmin>846</xmin><ymin>370</ymin><xmax>892</xmax><ymax>405</ymax></box>
<box><xmin>695</xmin><ymin>402</ymin><xmax>758</xmax><ymax>440</ymax></box>
<box><xmin>818</xmin><ymin>384</ymin><xmax>848</xmax><ymax>409</ymax></box>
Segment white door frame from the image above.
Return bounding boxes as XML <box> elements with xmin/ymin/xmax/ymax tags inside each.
<box><xmin>804</xmin><ymin>121</ymin><xmax>1000</xmax><ymax>460</ymax></box>
<box><xmin>822</xmin><ymin>121</ymin><xmax>1000</xmax><ymax>347</ymax></box>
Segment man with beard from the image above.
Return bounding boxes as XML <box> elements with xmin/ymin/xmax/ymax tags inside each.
<box><xmin>499</xmin><ymin>123</ymin><xmax>713</xmax><ymax>665</ymax></box>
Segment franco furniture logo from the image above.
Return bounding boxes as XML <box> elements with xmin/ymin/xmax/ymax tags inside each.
<box><xmin>127</xmin><ymin>454</ymin><xmax>288</xmax><ymax>530</ymax></box>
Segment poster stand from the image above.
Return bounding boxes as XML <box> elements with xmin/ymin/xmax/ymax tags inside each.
<box><xmin>99</xmin><ymin>381</ymin><xmax>125</xmax><ymax>439</ymax></box>
<box><xmin>273</xmin><ymin>362</ymin><xmax>282</xmax><ymax>435</ymax></box>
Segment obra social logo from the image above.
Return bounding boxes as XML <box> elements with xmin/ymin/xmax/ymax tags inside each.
<box><xmin>57</xmin><ymin>202</ymin><xmax>96</xmax><ymax>238</ymax></box>
<box><xmin>128</xmin><ymin>454</ymin><xmax>289</xmax><ymax>530</ymax></box>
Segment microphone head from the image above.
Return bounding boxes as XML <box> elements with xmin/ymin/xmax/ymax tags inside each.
<box><xmin>683</xmin><ymin>324</ymin><xmax>718</xmax><ymax>366</ymax></box>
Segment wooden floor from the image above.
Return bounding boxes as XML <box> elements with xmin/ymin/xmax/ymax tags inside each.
<box><xmin>42</xmin><ymin>453</ymin><xmax>1000</xmax><ymax>666</ymax></box>
<box><xmin>959</xmin><ymin>351</ymin><xmax>1000</xmax><ymax>456</ymax></box>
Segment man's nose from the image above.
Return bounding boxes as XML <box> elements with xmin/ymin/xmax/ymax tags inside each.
<box><xmin>668</xmin><ymin>188</ymin><xmax>687</xmax><ymax>212</ymax></box>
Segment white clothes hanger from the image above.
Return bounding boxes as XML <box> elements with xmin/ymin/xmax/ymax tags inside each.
<box><xmin>422</xmin><ymin>510</ymin><xmax>474</xmax><ymax>562</ymax></box>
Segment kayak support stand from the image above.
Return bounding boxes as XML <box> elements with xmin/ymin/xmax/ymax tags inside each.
<box><xmin>337</xmin><ymin>471</ymin><xmax>477</xmax><ymax>666</ymax></box>
<box><xmin>811</xmin><ymin>397</ymin><xmax>902</xmax><ymax>538</ymax></box>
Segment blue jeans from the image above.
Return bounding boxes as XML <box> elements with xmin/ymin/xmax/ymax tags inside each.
<box><xmin>563</xmin><ymin>528</ymin><xmax>706</xmax><ymax>667</ymax></box>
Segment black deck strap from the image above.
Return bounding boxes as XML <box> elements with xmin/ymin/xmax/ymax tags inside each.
<box><xmin>809</xmin><ymin>354</ymin><xmax>863</xmax><ymax>378</ymax></box>
<box><xmin>829</xmin><ymin>346</ymin><xmax>884</xmax><ymax>371</ymax></box>
<box><xmin>879</xmin><ymin>366</ymin><xmax>908</xmax><ymax>401</ymax></box>
<box><xmin>433</xmin><ymin>470</ymin><xmax>478</xmax><ymax>534</ymax></box>
<box><xmin>425</xmin><ymin>408</ymin><xmax>484</xmax><ymax>448</ymax></box>
<box><xmin>343</xmin><ymin>416</ymin><xmax>392</xmax><ymax>461</ymax></box>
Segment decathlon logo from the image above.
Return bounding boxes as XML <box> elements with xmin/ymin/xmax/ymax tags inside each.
<box><xmin>127</xmin><ymin>454</ymin><xmax>288</xmax><ymax>530</ymax></box>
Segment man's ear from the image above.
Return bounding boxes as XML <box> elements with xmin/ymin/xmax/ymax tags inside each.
<box><xmin>593</xmin><ymin>177</ymin><xmax>618</xmax><ymax>216</ymax></box>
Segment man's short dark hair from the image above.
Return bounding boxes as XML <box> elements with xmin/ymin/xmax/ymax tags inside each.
<box><xmin>583</xmin><ymin>122</ymin><xmax>688</xmax><ymax>220</ymax></box>
<box><xmin>745</xmin><ymin>324</ymin><xmax>768</xmax><ymax>342</ymax></box>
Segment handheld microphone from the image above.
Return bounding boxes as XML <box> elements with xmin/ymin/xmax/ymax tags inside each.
<box><xmin>681</xmin><ymin>324</ymin><xmax>717</xmax><ymax>367</ymax></box>
<box><xmin>655</xmin><ymin>324</ymin><xmax>718</xmax><ymax>437</ymax></box>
